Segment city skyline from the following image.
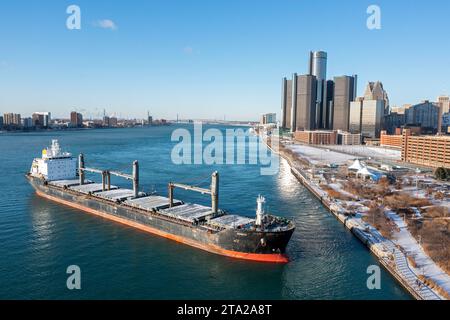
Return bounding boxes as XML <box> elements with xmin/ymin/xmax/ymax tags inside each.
<box><xmin>1</xmin><ymin>1</ymin><xmax>450</xmax><ymax>120</ymax></box>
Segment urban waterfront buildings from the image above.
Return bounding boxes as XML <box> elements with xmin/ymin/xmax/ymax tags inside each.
<box><xmin>381</xmin><ymin>128</ymin><xmax>450</xmax><ymax>168</ymax></box>
<box><xmin>309</xmin><ymin>51</ymin><xmax>328</xmax><ymax>129</ymax></box>
<box><xmin>401</xmin><ymin>129</ymin><xmax>450</xmax><ymax>168</ymax></box>
<box><xmin>147</xmin><ymin>111</ymin><xmax>153</xmax><ymax>125</ymax></box>
<box><xmin>360</xmin><ymin>100</ymin><xmax>385</xmax><ymax>139</ymax></box>
<box><xmin>3</xmin><ymin>113</ymin><xmax>21</xmax><ymax>127</ymax></box>
<box><xmin>22</xmin><ymin>117</ymin><xmax>33</xmax><ymax>128</ymax></box>
<box><xmin>281</xmin><ymin>51</ymin><xmax>358</xmax><ymax>134</ymax></box>
<box><xmin>32</xmin><ymin>112</ymin><xmax>51</xmax><ymax>128</ymax></box>
<box><xmin>294</xmin><ymin>130</ymin><xmax>337</xmax><ymax>145</ymax></box>
<box><xmin>384</xmin><ymin>111</ymin><xmax>406</xmax><ymax>134</ymax></box>
<box><xmin>260</xmin><ymin>113</ymin><xmax>277</xmax><ymax>125</ymax></box>
<box><xmin>364</xmin><ymin>81</ymin><xmax>390</xmax><ymax>113</ymax></box>
<box><xmin>333</xmin><ymin>75</ymin><xmax>357</xmax><ymax>132</ymax></box>
<box><xmin>0</xmin><ymin>109</ymin><xmax>165</xmax><ymax>131</ymax></box>
<box><xmin>443</xmin><ymin>112</ymin><xmax>450</xmax><ymax>133</ymax></box>
<box><xmin>349</xmin><ymin>82</ymin><xmax>386</xmax><ymax>139</ymax></box>
<box><xmin>293</xmin><ymin>129</ymin><xmax>361</xmax><ymax>145</ymax></box>
<box><xmin>349</xmin><ymin>97</ymin><xmax>364</xmax><ymax>133</ymax></box>
<box><xmin>405</xmin><ymin>101</ymin><xmax>439</xmax><ymax>132</ymax></box>
<box><xmin>383</xmin><ymin>100</ymin><xmax>443</xmax><ymax>135</ymax></box>
<box><xmin>281</xmin><ymin>77</ymin><xmax>293</xmax><ymax>130</ymax></box>
<box><xmin>70</xmin><ymin>111</ymin><xmax>83</xmax><ymax>128</ymax></box>
<box><xmin>438</xmin><ymin>95</ymin><xmax>450</xmax><ymax>114</ymax></box>
<box><xmin>338</xmin><ymin>131</ymin><xmax>362</xmax><ymax>145</ymax></box>
<box><xmin>437</xmin><ymin>96</ymin><xmax>449</xmax><ymax>134</ymax></box>
<box><xmin>291</xmin><ymin>74</ymin><xmax>317</xmax><ymax>131</ymax></box>
<box><xmin>380</xmin><ymin>130</ymin><xmax>403</xmax><ymax>149</ymax></box>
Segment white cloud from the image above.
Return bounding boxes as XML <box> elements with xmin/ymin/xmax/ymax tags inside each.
<box><xmin>94</xmin><ymin>19</ymin><xmax>118</xmax><ymax>30</ymax></box>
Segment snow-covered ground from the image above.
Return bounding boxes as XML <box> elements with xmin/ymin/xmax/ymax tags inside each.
<box><xmin>385</xmin><ymin>211</ymin><xmax>450</xmax><ymax>294</ymax></box>
<box><xmin>324</xmin><ymin>145</ymin><xmax>401</xmax><ymax>160</ymax></box>
<box><xmin>286</xmin><ymin>144</ymin><xmax>355</xmax><ymax>165</ymax></box>
<box><xmin>286</xmin><ymin>143</ymin><xmax>401</xmax><ymax>166</ymax></box>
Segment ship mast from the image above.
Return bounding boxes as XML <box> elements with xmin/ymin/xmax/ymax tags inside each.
<box><xmin>255</xmin><ymin>195</ymin><xmax>265</xmax><ymax>226</ymax></box>
<box><xmin>168</xmin><ymin>171</ymin><xmax>219</xmax><ymax>214</ymax></box>
<box><xmin>78</xmin><ymin>154</ymin><xmax>139</xmax><ymax>197</ymax></box>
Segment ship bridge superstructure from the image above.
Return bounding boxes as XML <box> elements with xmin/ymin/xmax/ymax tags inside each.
<box><xmin>29</xmin><ymin>140</ymin><xmax>77</xmax><ymax>181</ymax></box>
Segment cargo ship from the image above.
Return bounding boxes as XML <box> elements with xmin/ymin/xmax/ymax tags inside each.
<box><xmin>27</xmin><ymin>140</ymin><xmax>295</xmax><ymax>263</ymax></box>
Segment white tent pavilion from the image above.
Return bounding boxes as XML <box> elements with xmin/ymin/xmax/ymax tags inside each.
<box><xmin>349</xmin><ymin>159</ymin><xmax>364</xmax><ymax>171</ymax></box>
<box><xmin>356</xmin><ymin>167</ymin><xmax>377</xmax><ymax>179</ymax></box>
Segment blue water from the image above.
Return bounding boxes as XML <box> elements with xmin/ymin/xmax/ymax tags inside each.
<box><xmin>0</xmin><ymin>125</ymin><xmax>409</xmax><ymax>299</ymax></box>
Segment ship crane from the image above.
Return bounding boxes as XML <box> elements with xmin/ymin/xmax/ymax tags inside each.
<box><xmin>78</xmin><ymin>154</ymin><xmax>140</xmax><ymax>197</ymax></box>
<box><xmin>168</xmin><ymin>171</ymin><xmax>219</xmax><ymax>214</ymax></box>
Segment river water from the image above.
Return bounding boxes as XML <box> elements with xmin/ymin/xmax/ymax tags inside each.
<box><xmin>0</xmin><ymin>125</ymin><xmax>409</xmax><ymax>299</ymax></box>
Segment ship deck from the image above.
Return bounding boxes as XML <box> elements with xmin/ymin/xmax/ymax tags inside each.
<box><xmin>159</xmin><ymin>203</ymin><xmax>213</xmax><ymax>223</ymax></box>
<box><xmin>208</xmin><ymin>215</ymin><xmax>255</xmax><ymax>229</ymax></box>
<box><xmin>48</xmin><ymin>178</ymin><xmax>256</xmax><ymax>230</ymax></box>
<box><xmin>70</xmin><ymin>183</ymin><xmax>119</xmax><ymax>194</ymax></box>
<box><xmin>124</xmin><ymin>195</ymin><xmax>182</xmax><ymax>211</ymax></box>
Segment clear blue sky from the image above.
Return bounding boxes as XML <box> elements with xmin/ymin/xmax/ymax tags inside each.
<box><xmin>0</xmin><ymin>0</ymin><xmax>449</xmax><ymax>120</ymax></box>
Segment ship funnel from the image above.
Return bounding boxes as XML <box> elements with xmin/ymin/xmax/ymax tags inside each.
<box><xmin>133</xmin><ymin>160</ymin><xmax>139</xmax><ymax>198</ymax></box>
<box><xmin>255</xmin><ymin>195</ymin><xmax>265</xmax><ymax>226</ymax></box>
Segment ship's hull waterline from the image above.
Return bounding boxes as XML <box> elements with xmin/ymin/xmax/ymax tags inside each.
<box><xmin>28</xmin><ymin>175</ymin><xmax>294</xmax><ymax>263</ymax></box>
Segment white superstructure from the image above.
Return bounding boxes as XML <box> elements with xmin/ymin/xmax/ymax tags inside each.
<box><xmin>29</xmin><ymin>140</ymin><xmax>77</xmax><ymax>181</ymax></box>
<box><xmin>255</xmin><ymin>195</ymin><xmax>266</xmax><ymax>226</ymax></box>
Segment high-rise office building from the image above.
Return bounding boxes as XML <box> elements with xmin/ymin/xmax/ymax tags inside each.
<box><xmin>437</xmin><ymin>95</ymin><xmax>449</xmax><ymax>134</ymax></box>
<box><xmin>332</xmin><ymin>75</ymin><xmax>357</xmax><ymax>132</ymax></box>
<box><xmin>349</xmin><ymin>82</ymin><xmax>386</xmax><ymax>138</ymax></box>
<box><xmin>296</xmin><ymin>74</ymin><xmax>317</xmax><ymax>131</ymax></box>
<box><xmin>281</xmin><ymin>77</ymin><xmax>292</xmax><ymax>130</ymax></box>
<box><xmin>22</xmin><ymin>117</ymin><xmax>33</xmax><ymax>128</ymax></box>
<box><xmin>360</xmin><ymin>100</ymin><xmax>385</xmax><ymax>138</ymax></box>
<box><xmin>349</xmin><ymin>98</ymin><xmax>363</xmax><ymax>133</ymax></box>
<box><xmin>437</xmin><ymin>95</ymin><xmax>450</xmax><ymax>114</ymax></box>
<box><xmin>70</xmin><ymin>111</ymin><xmax>83</xmax><ymax>127</ymax></box>
<box><xmin>309</xmin><ymin>51</ymin><xmax>328</xmax><ymax>128</ymax></box>
<box><xmin>3</xmin><ymin>113</ymin><xmax>21</xmax><ymax>127</ymax></box>
<box><xmin>32</xmin><ymin>112</ymin><xmax>51</xmax><ymax>127</ymax></box>
<box><xmin>325</xmin><ymin>80</ymin><xmax>335</xmax><ymax>129</ymax></box>
<box><xmin>405</xmin><ymin>101</ymin><xmax>439</xmax><ymax>132</ymax></box>
<box><xmin>291</xmin><ymin>74</ymin><xmax>317</xmax><ymax>131</ymax></box>
<box><xmin>281</xmin><ymin>51</ymin><xmax>358</xmax><ymax>132</ymax></box>
<box><xmin>384</xmin><ymin>112</ymin><xmax>406</xmax><ymax>134</ymax></box>
<box><xmin>260</xmin><ymin>113</ymin><xmax>277</xmax><ymax>125</ymax></box>
<box><xmin>0</xmin><ymin>115</ymin><xmax>3</xmax><ymax>129</ymax></box>
<box><xmin>103</xmin><ymin>115</ymin><xmax>110</xmax><ymax>127</ymax></box>
<box><xmin>147</xmin><ymin>111</ymin><xmax>153</xmax><ymax>125</ymax></box>
<box><xmin>364</xmin><ymin>81</ymin><xmax>389</xmax><ymax>113</ymax></box>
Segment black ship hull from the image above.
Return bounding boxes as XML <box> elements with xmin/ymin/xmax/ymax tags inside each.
<box><xmin>27</xmin><ymin>175</ymin><xmax>295</xmax><ymax>263</ymax></box>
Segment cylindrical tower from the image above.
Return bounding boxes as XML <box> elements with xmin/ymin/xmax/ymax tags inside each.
<box><xmin>309</xmin><ymin>51</ymin><xmax>327</xmax><ymax>82</ymax></box>
<box><xmin>309</xmin><ymin>51</ymin><xmax>328</xmax><ymax>128</ymax></box>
